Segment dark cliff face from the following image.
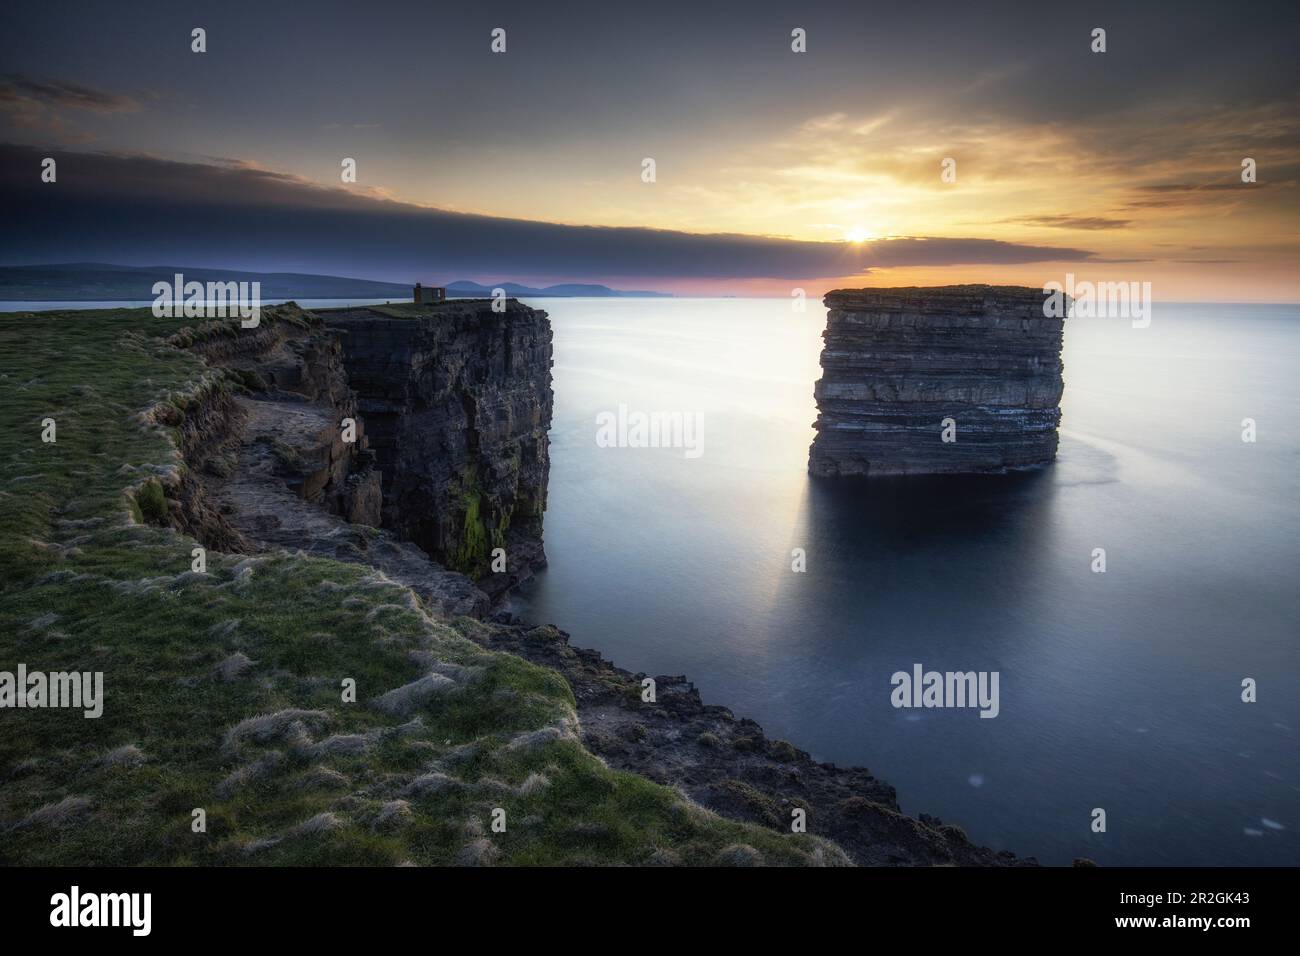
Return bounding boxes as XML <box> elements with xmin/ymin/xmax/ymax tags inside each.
<box><xmin>809</xmin><ymin>285</ymin><xmax>1066</xmax><ymax>477</ymax></box>
<box><xmin>177</xmin><ymin>301</ymin><xmax>553</xmax><ymax>615</ymax></box>
<box><xmin>178</xmin><ymin>305</ymin><xmax>488</xmax><ymax>616</ymax></box>
<box><xmin>323</xmin><ymin>302</ymin><xmax>553</xmax><ymax>594</ymax></box>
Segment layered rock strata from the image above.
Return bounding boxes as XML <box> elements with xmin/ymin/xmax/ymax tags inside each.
<box><xmin>184</xmin><ymin>301</ymin><xmax>551</xmax><ymax>615</ymax></box>
<box><xmin>322</xmin><ymin>302</ymin><xmax>553</xmax><ymax>597</ymax></box>
<box><xmin>809</xmin><ymin>286</ymin><xmax>1066</xmax><ymax>477</ymax></box>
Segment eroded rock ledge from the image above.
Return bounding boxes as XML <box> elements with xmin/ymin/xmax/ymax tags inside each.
<box><xmin>179</xmin><ymin>301</ymin><xmax>551</xmax><ymax>614</ymax></box>
<box><xmin>809</xmin><ymin>286</ymin><xmax>1066</xmax><ymax>477</ymax></box>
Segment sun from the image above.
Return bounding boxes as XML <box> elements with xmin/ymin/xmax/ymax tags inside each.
<box><xmin>845</xmin><ymin>225</ymin><xmax>876</xmax><ymax>243</ymax></box>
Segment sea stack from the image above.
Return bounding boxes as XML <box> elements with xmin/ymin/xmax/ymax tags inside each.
<box><xmin>808</xmin><ymin>285</ymin><xmax>1066</xmax><ymax>477</ymax></box>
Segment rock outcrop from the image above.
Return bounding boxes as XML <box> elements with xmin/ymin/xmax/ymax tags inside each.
<box><xmin>323</xmin><ymin>302</ymin><xmax>553</xmax><ymax>597</ymax></box>
<box><xmin>182</xmin><ymin>301</ymin><xmax>551</xmax><ymax>614</ymax></box>
<box><xmin>809</xmin><ymin>286</ymin><xmax>1066</xmax><ymax>477</ymax></box>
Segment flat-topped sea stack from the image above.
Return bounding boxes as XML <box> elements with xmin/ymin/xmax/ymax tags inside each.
<box><xmin>809</xmin><ymin>285</ymin><xmax>1066</xmax><ymax>477</ymax></box>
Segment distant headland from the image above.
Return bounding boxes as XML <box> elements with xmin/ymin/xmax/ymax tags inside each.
<box><xmin>0</xmin><ymin>263</ymin><xmax>672</xmax><ymax>302</ymax></box>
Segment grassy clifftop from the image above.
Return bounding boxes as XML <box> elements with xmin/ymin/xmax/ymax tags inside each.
<box><xmin>0</xmin><ymin>307</ymin><xmax>846</xmax><ymax>866</ymax></box>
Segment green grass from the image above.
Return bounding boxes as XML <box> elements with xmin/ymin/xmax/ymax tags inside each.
<box><xmin>0</xmin><ymin>306</ymin><xmax>845</xmax><ymax>866</ymax></box>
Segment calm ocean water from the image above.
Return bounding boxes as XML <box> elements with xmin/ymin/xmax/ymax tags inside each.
<box><xmin>509</xmin><ymin>297</ymin><xmax>1300</xmax><ymax>867</ymax></box>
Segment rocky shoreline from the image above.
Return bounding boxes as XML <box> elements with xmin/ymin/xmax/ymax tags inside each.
<box><xmin>173</xmin><ymin>301</ymin><xmax>1031</xmax><ymax>866</ymax></box>
<box><xmin>478</xmin><ymin>618</ymin><xmax>1032</xmax><ymax>865</ymax></box>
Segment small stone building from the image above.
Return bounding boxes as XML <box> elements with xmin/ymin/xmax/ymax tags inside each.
<box><xmin>413</xmin><ymin>282</ymin><xmax>446</xmax><ymax>304</ymax></box>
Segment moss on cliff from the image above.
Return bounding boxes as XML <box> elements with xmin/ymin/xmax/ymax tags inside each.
<box><xmin>454</xmin><ymin>487</ymin><xmax>489</xmax><ymax>574</ymax></box>
<box><xmin>452</xmin><ymin>481</ymin><xmax>514</xmax><ymax>577</ymax></box>
<box><xmin>491</xmin><ymin>503</ymin><xmax>512</xmax><ymax>551</ymax></box>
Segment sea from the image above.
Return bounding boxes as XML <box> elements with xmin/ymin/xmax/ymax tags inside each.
<box><xmin>507</xmin><ymin>297</ymin><xmax>1300</xmax><ymax>867</ymax></box>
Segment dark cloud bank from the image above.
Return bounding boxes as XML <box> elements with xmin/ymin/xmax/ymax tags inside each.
<box><xmin>0</xmin><ymin>144</ymin><xmax>1095</xmax><ymax>283</ymax></box>
<box><xmin>0</xmin><ymin>74</ymin><xmax>141</xmax><ymax>114</ymax></box>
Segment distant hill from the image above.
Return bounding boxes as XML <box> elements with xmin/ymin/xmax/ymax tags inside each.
<box><xmin>445</xmin><ymin>280</ymin><xmax>671</xmax><ymax>298</ymax></box>
<box><xmin>0</xmin><ymin>263</ymin><xmax>412</xmax><ymax>301</ymax></box>
<box><xmin>0</xmin><ymin>264</ymin><xmax>671</xmax><ymax>301</ymax></box>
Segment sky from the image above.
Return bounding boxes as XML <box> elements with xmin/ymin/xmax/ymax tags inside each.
<box><xmin>1</xmin><ymin>0</ymin><xmax>1297</xmax><ymax>299</ymax></box>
